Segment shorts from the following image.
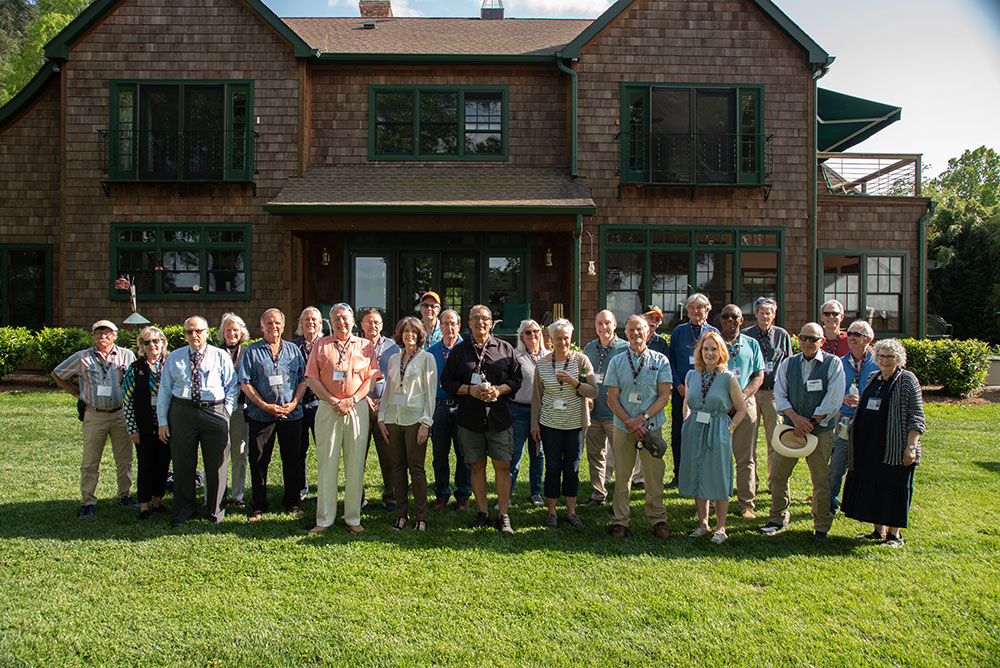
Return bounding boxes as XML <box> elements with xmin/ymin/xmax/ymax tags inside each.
<box><xmin>457</xmin><ymin>425</ymin><xmax>513</xmax><ymax>463</ymax></box>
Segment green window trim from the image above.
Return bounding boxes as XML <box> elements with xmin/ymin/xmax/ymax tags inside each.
<box><xmin>106</xmin><ymin>80</ymin><xmax>255</xmax><ymax>183</ymax></box>
<box><xmin>818</xmin><ymin>249</ymin><xmax>910</xmax><ymax>337</ymax></box>
<box><xmin>109</xmin><ymin>223</ymin><xmax>252</xmax><ymax>302</ymax></box>
<box><xmin>620</xmin><ymin>82</ymin><xmax>770</xmax><ymax>187</ymax></box>
<box><xmin>368</xmin><ymin>85</ymin><xmax>509</xmax><ymax>161</ymax></box>
<box><xmin>0</xmin><ymin>244</ymin><xmax>52</xmax><ymax>328</ymax></box>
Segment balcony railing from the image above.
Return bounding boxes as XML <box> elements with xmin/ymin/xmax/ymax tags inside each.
<box><xmin>98</xmin><ymin>129</ymin><xmax>258</xmax><ymax>182</ymax></box>
<box><xmin>622</xmin><ymin>132</ymin><xmax>773</xmax><ymax>186</ymax></box>
<box><xmin>818</xmin><ymin>152</ymin><xmax>922</xmax><ymax>197</ymax></box>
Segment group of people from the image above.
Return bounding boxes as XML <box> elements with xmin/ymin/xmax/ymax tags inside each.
<box><xmin>52</xmin><ymin>291</ymin><xmax>925</xmax><ymax>545</ymax></box>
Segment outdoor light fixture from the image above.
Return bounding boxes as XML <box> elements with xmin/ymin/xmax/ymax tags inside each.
<box><xmin>587</xmin><ymin>260</ymin><xmax>597</xmax><ymax>276</ymax></box>
<box><xmin>545</xmin><ymin>248</ymin><xmax>553</xmax><ymax>267</ymax></box>
<box><xmin>321</xmin><ymin>247</ymin><xmax>331</xmax><ymax>266</ymax></box>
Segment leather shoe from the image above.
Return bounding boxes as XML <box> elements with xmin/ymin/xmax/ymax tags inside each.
<box><xmin>813</xmin><ymin>531</ymin><xmax>829</xmax><ymax>543</ymax></box>
<box><xmin>431</xmin><ymin>499</ymin><xmax>448</xmax><ymax>512</ymax></box>
<box><xmin>653</xmin><ymin>522</ymin><xmax>671</xmax><ymax>540</ymax></box>
<box><xmin>456</xmin><ymin>498</ymin><xmax>471</xmax><ymax>511</ymax></box>
<box><xmin>610</xmin><ymin>524</ymin><xmax>628</xmax><ymax>538</ymax></box>
<box><xmin>78</xmin><ymin>505</ymin><xmax>95</xmax><ymax>520</ymax></box>
<box><xmin>346</xmin><ymin>523</ymin><xmax>365</xmax><ymax>534</ymax></box>
<box><xmin>739</xmin><ymin>507</ymin><xmax>757</xmax><ymax>520</ymax></box>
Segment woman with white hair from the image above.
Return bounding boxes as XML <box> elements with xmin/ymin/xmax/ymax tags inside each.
<box><xmin>530</xmin><ymin>319</ymin><xmax>597</xmax><ymax>527</ymax></box>
<box><xmin>508</xmin><ymin>318</ymin><xmax>549</xmax><ymax>506</ymax></box>
<box><xmin>292</xmin><ymin>306</ymin><xmax>324</xmax><ymax>500</ymax></box>
<box><xmin>218</xmin><ymin>312</ymin><xmax>250</xmax><ymax>509</ymax></box>
<box><xmin>843</xmin><ymin>338</ymin><xmax>925</xmax><ymax>547</ymax></box>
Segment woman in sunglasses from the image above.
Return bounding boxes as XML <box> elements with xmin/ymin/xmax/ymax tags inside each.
<box><xmin>122</xmin><ymin>326</ymin><xmax>171</xmax><ymax>520</ymax></box>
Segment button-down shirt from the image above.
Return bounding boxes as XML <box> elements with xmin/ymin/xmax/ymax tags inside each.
<box><xmin>668</xmin><ymin>321</ymin><xmax>719</xmax><ymax>387</ymax></box>
<box><xmin>378</xmin><ymin>349</ymin><xmax>437</xmax><ymax>427</ymax></box>
<box><xmin>365</xmin><ymin>335</ymin><xmax>399</xmax><ymax>402</ymax></box>
<box><xmin>422</xmin><ymin>320</ymin><xmax>442</xmax><ymax>351</ymax></box>
<box><xmin>604</xmin><ymin>347</ymin><xmax>672</xmax><ymax>432</ymax></box>
<box><xmin>237</xmin><ymin>339</ymin><xmax>307</xmax><ymax>422</ymax></box>
<box><xmin>582</xmin><ymin>336</ymin><xmax>629</xmax><ymax>420</ymax></box>
<box><xmin>305</xmin><ymin>334</ymin><xmax>377</xmax><ymax>400</ymax></box>
<box><xmin>53</xmin><ymin>345</ymin><xmax>136</xmax><ymax>410</ymax></box>
<box><xmin>742</xmin><ymin>324</ymin><xmax>792</xmax><ymax>389</ymax></box>
<box><xmin>291</xmin><ymin>336</ymin><xmax>320</xmax><ymax>407</ymax></box>
<box><xmin>157</xmin><ymin>345</ymin><xmax>238</xmax><ymax>425</ymax></box>
<box><xmin>440</xmin><ymin>335</ymin><xmax>522</xmax><ymax>433</ymax></box>
<box><xmin>428</xmin><ymin>336</ymin><xmax>462</xmax><ymax>399</ymax></box>
<box><xmin>774</xmin><ymin>350</ymin><xmax>846</xmax><ymax>428</ymax></box>
<box><xmin>725</xmin><ymin>333</ymin><xmax>765</xmax><ymax>391</ymax></box>
<box><xmin>839</xmin><ymin>349</ymin><xmax>879</xmax><ymax>419</ymax></box>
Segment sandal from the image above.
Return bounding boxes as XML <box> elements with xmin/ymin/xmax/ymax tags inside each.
<box><xmin>709</xmin><ymin>529</ymin><xmax>728</xmax><ymax>545</ymax></box>
<box><xmin>856</xmin><ymin>530</ymin><xmax>885</xmax><ymax>540</ymax></box>
<box><xmin>414</xmin><ymin>520</ymin><xmax>426</xmax><ymax>532</ymax></box>
<box><xmin>391</xmin><ymin>516</ymin><xmax>408</xmax><ymax>531</ymax></box>
<box><xmin>689</xmin><ymin>525</ymin><xmax>710</xmax><ymax>538</ymax></box>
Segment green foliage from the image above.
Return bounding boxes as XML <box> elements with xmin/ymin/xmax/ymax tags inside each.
<box><xmin>899</xmin><ymin>338</ymin><xmax>991</xmax><ymax>397</ymax></box>
<box><xmin>115</xmin><ymin>327</ymin><xmax>136</xmax><ymax>352</ymax></box>
<box><xmin>32</xmin><ymin>326</ymin><xmax>92</xmax><ymax>377</ymax></box>
<box><xmin>0</xmin><ymin>325</ymin><xmax>33</xmax><ymax>379</ymax></box>
<box><xmin>790</xmin><ymin>334</ymin><xmax>801</xmax><ymax>355</ymax></box>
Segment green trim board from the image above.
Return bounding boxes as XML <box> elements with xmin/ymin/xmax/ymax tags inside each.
<box><xmin>263</xmin><ymin>204</ymin><xmax>596</xmax><ymax>215</ymax></box>
<box><xmin>817</xmin><ymin>248</ymin><xmax>910</xmax><ymax>337</ymax></box>
<box><xmin>368</xmin><ymin>85</ymin><xmax>509</xmax><ymax>162</ymax></box>
<box><xmin>0</xmin><ymin>61</ymin><xmax>59</xmax><ymax>130</ymax></box>
<box><xmin>108</xmin><ymin>223</ymin><xmax>252</xmax><ymax>302</ymax></box>
<box><xmin>317</xmin><ymin>53</ymin><xmax>555</xmax><ymax>64</ymax></box>
<box><xmin>558</xmin><ymin>0</ymin><xmax>831</xmax><ymax>65</ymax></box>
<box><xmin>0</xmin><ymin>244</ymin><xmax>53</xmax><ymax>328</ymax></box>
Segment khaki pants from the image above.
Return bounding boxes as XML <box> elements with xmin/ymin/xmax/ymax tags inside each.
<box><xmin>585</xmin><ymin>419</ymin><xmax>643</xmax><ymax>501</ymax></box>
<box><xmin>611</xmin><ymin>427</ymin><xmax>667</xmax><ymax>528</ymax></box>
<box><xmin>754</xmin><ymin>389</ymin><xmax>780</xmax><ymax>488</ymax></box>
<box><xmin>767</xmin><ymin>428</ymin><xmax>835</xmax><ymax>532</ymax></box>
<box><xmin>80</xmin><ymin>406</ymin><xmax>132</xmax><ymax>506</ymax></box>
<box><xmin>732</xmin><ymin>395</ymin><xmax>759</xmax><ymax>511</ymax></box>
<box><xmin>315</xmin><ymin>401</ymin><xmax>368</xmax><ymax>528</ymax></box>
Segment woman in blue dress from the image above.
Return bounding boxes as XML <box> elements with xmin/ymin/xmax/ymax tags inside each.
<box><xmin>680</xmin><ymin>331</ymin><xmax>747</xmax><ymax>544</ymax></box>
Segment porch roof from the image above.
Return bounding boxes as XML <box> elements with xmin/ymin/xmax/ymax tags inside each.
<box><xmin>264</xmin><ymin>165</ymin><xmax>597</xmax><ymax>215</ymax></box>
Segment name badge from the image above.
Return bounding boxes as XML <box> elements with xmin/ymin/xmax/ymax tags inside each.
<box><xmin>866</xmin><ymin>398</ymin><xmax>882</xmax><ymax>411</ymax></box>
<box><xmin>806</xmin><ymin>379</ymin><xmax>824</xmax><ymax>392</ymax></box>
<box><xmin>471</xmin><ymin>373</ymin><xmax>483</xmax><ymax>385</ymax></box>
<box><xmin>765</xmin><ymin>362</ymin><xmax>774</xmax><ymax>373</ymax></box>
<box><xmin>553</xmin><ymin>399</ymin><xmax>567</xmax><ymax>410</ymax></box>
<box><xmin>393</xmin><ymin>393</ymin><xmax>407</xmax><ymax>406</ymax></box>
<box><xmin>333</xmin><ymin>369</ymin><xmax>347</xmax><ymax>381</ymax></box>
<box><xmin>181</xmin><ymin>386</ymin><xmax>191</xmax><ymax>399</ymax></box>
<box><xmin>594</xmin><ymin>373</ymin><xmax>604</xmax><ymax>384</ymax></box>
<box><xmin>732</xmin><ymin>368</ymin><xmax>741</xmax><ymax>378</ymax></box>
<box><xmin>97</xmin><ymin>385</ymin><xmax>112</xmax><ymax>397</ymax></box>
<box><xmin>696</xmin><ymin>411</ymin><xmax>711</xmax><ymax>424</ymax></box>
<box><xmin>627</xmin><ymin>391</ymin><xmax>642</xmax><ymax>404</ymax></box>
<box><xmin>689</xmin><ymin>355</ymin><xmax>696</xmax><ymax>366</ymax></box>
<box><xmin>268</xmin><ymin>374</ymin><xmax>283</xmax><ymax>387</ymax></box>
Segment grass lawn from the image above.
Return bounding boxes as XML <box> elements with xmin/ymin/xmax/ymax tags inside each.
<box><xmin>0</xmin><ymin>392</ymin><xmax>998</xmax><ymax>667</ymax></box>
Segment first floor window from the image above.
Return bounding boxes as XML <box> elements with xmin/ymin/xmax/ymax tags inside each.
<box><xmin>111</xmin><ymin>224</ymin><xmax>250</xmax><ymax>300</ymax></box>
<box><xmin>822</xmin><ymin>252</ymin><xmax>906</xmax><ymax>334</ymax></box>
<box><xmin>0</xmin><ymin>245</ymin><xmax>51</xmax><ymax>328</ymax></box>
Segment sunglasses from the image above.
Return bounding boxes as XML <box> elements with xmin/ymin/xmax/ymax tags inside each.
<box><xmin>821</xmin><ymin>311</ymin><xmax>841</xmax><ymax>317</ymax></box>
<box><xmin>846</xmin><ymin>331</ymin><xmax>867</xmax><ymax>338</ymax></box>
<box><xmin>332</xmin><ymin>303</ymin><xmax>352</xmax><ymax>312</ymax></box>
<box><xmin>140</xmin><ymin>339</ymin><xmax>162</xmax><ymax>346</ymax></box>
<box><xmin>799</xmin><ymin>335</ymin><xmax>822</xmax><ymax>343</ymax></box>
<box><xmin>184</xmin><ymin>328</ymin><xmax>207</xmax><ymax>335</ymax></box>
<box><xmin>755</xmin><ymin>297</ymin><xmax>776</xmax><ymax>306</ymax></box>
<box><xmin>523</xmin><ymin>330</ymin><xmax>541</xmax><ymax>336</ymax></box>
<box><xmin>719</xmin><ymin>314</ymin><xmax>741</xmax><ymax>320</ymax></box>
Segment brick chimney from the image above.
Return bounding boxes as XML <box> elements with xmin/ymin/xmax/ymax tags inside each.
<box><xmin>360</xmin><ymin>0</ymin><xmax>392</xmax><ymax>18</ymax></box>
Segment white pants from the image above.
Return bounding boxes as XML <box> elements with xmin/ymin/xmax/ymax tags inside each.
<box><xmin>314</xmin><ymin>401</ymin><xmax>368</xmax><ymax>527</ymax></box>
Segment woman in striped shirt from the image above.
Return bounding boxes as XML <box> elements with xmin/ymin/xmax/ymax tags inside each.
<box><xmin>530</xmin><ymin>319</ymin><xmax>598</xmax><ymax>528</ymax></box>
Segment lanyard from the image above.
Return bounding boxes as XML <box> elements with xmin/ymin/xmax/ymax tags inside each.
<box><xmin>754</xmin><ymin>328</ymin><xmax>773</xmax><ymax>361</ymax></box>
<box><xmin>473</xmin><ymin>338</ymin><xmax>490</xmax><ymax>376</ymax></box>
<box><xmin>332</xmin><ymin>337</ymin><xmax>351</xmax><ymax>368</ymax></box>
<box><xmin>725</xmin><ymin>336</ymin><xmax>742</xmax><ymax>359</ymax></box>
<box><xmin>442</xmin><ymin>342</ymin><xmax>454</xmax><ymax>361</ymax></box>
<box><xmin>595</xmin><ymin>337</ymin><xmax>617</xmax><ymax>370</ymax></box>
<box><xmin>823</xmin><ymin>334</ymin><xmax>840</xmax><ymax>355</ymax></box>
<box><xmin>399</xmin><ymin>349</ymin><xmax>415</xmax><ymax>387</ymax></box>
<box><xmin>268</xmin><ymin>341</ymin><xmax>284</xmax><ymax>374</ymax></box>
<box><xmin>850</xmin><ymin>353</ymin><xmax>865</xmax><ymax>385</ymax></box>
<box><xmin>701</xmin><ymin>370</ymin><xmax>718</xmax><ymax>398</ymax></box>
<box><xmin>374</xmin><ymin>337</ymin><xmax>385</xmax><ymax>361</ymax></box>
<box><xmin>626</xmin><ymin>348</ymin><xmax>646</xmax><ymax>381</ymax></box>
<box><xmin>91</xmin><ymin>348</ymin><xmax>114</xmax><ymax>383</ymax></box>
<box><xmin>688</xmin><ymin>323</ymin><xmax>702</xmax><ymax>347</ymax></box>
<box><xmin>552</xmin><ymin>354</ymin><xmax>570</xmax><ymax>385</ymax></box>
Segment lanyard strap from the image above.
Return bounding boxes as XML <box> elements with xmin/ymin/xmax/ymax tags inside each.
<box><xmin>626</xmin><ymin>349</ymin><xmax>646</xmax><ymax>381</ymax></box>
<box><xmin>552</xmin><ymin>355</ymin><xmax>570</xmax><ymax>385</ymax></box>
<box><xmin>701</xmin><ymin>370</ymin><xmax>718</xmax><ymax>398</ymax></box>
<box><xmin>595</xmin><ymin>337</ymin><xmax>617</xmax><ymax>369</ymax></box>
<box><xmin>725</xmin><ymin>336</ymin><xmax>742</xmax><ymax>359</ymax></box>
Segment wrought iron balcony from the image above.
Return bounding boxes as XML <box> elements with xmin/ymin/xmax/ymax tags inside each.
<box><xmin>621</xmin><ymin>132</ymin><xmax>773</xmax><ymax>186</ymax></box>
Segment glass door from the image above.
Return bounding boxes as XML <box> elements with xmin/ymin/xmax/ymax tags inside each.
<box><xmin>397</xmin><ymin>253</ymin><xmax>437</xmax><ymax>323</ymax></box>
<box><xmin>2</xmin><ymin>247</ymin><xmax>51</xmax><ymax>328</ymax></box>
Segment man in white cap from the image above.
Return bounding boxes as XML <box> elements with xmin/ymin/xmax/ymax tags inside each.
<box><xmin>52</xmin><ymin>319</ymin><xmax>137</xmax><ymax>519</ymax></box>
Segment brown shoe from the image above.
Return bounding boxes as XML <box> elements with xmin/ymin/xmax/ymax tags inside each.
<box><xmin>248</xmin><ymin>510</ymin><xmax>263</xmax><ymax>523</ymax></box>
<box><xmin>289</xmin><ymin>506</ymin><xmax>305</xmax><ymax>518</ymax></box>
<box><xmin>739</xmin><ymin>507</ymin><xmax>757</xmax><ymax>520</ymax></box>
<box><xmin>610</xmin><ymin>524</ymin><xmax>628</xmax><ymax>538</ymax></box>
<box><xmin>456</xmin><ymin>498</ymin><xmax>470</xmax><ymax>511</ymax></box>
<box><xmin>653</xmin><ymin>522</ymin><xmax>671</xmax><ymax>540</ymax></box>
<box><xmin>431</xmin><ymin>499</ymin><xmax>448</xmax><ymax>512</ymax></box>
<box><xmin>308</xmin><ymin>525</ymin><xmax>328</xmax><ymax>535</ymax></box>
<box><xmin>346</xmin><ymin>523</ymin><xmax>365</xmax><ymax>534</ymax></box>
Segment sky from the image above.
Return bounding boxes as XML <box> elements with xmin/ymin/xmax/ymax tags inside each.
<box><xmin>266</xmin><ymin>0</ymin><xmax>1000</xmax><ymax>179</ymax></box>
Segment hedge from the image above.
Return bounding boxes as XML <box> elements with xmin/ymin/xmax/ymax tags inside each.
<box><xmin>900</xmin><ymin>338</ymin><xmax>991</xmax><ymax>397</ymax></box>
<box><xmin>0</xmin><ymin>327</ymin><xmax>35</xmax><ymax>380</ymax></box>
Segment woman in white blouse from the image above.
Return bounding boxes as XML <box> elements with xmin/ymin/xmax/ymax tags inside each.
<box><xmin>378</xmin><ymin>316</ymin><xmax>437</xmax><ymax>531</ymax></box>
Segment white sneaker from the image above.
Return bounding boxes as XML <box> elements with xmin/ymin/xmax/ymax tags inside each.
<box><xmin>710</xmin><ymin>530</ymin><xmax>728</xmax><ymax>545</ymax></box>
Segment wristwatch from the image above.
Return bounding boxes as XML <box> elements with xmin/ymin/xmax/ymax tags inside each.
<box><xmin>642</xmin><ymin>412</ymin><xmax>650</xmax><ymax>420</ymax></box>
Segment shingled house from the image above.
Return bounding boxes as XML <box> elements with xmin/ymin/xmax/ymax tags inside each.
<box><xmin>0</xmin><ymin>0</ymin><xmax>931</xmax><ymax>339</ymax></box>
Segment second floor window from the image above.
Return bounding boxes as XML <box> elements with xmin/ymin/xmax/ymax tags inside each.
<box><xmin>370</xmin><ymin>86</ymin><xmax>507</xmax><ymax>161</ymax></box>
<box><xmin>107</xmin><ymin>81</ymin><xmax>253</xmax><ymax>182</ymax></box>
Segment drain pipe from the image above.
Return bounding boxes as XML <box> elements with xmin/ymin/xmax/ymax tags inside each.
<box><xmin>812</xmin><ymin>59</ymin><xmax>833</xmax><ymax>316</ymax></box>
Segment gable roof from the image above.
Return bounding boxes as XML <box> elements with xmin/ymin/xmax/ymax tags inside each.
<box><xmin>43</xmin><ymin>0</ymin><xmax>314</xmax><ymax>60</ymax></box>
<box><xmin>558</xmin><ymin>0</ymin><xmax>831</xmax><ymax>65</ymax></box>
<box><xmin>0</xmin><ymin>61</ymin><xmax>59</xmax><ymax>130</ymax></box>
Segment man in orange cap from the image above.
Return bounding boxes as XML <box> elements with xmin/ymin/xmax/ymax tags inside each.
<box><xmin>419</xmin><ymin>291</ymin><xmax>443</xmax><ymax>350</ymax></box>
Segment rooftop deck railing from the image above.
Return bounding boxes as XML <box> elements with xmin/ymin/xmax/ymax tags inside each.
<box><xmin>818</xmin><ymin>152</ymin><xmax>922</xmax><ymax>197</ymax></box>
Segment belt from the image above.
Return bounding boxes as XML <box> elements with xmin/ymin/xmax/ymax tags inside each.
<box><xmin>513</xmin><ymin>401</ymin><xmax>531</xmax><ymax>407</ymax></box>
<box><xmin>436</xmin><ymin>398</ymin><xmax>458</xmax><ymax>406</ymax></box>
<box><xmin>174</xmin><ymin>397</ymin><xmax>224</xmax><ymax>409</ymax></box>
<box><xmin>89</xmin><ymin>405</ymin><xmax>122</xmax><ymax>413</ymax></box>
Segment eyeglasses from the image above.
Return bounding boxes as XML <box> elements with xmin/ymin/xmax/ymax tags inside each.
<box><xmin>523</xmin><ymin>330</ymin><xmax>541</xmax><ymax>336</ymax></box>
<box><xmin>184</xmin><ymin>328</ymin><xmax>207</xmax><ymax>335</ymax></box>
<box><xmin>140</xmin><ymin>339</ymin><xmax>162</xmax><ymax>346</ymax></box>
<box><xmin>719</xmin><ymin>314</ymin><xmax>741</xmax><ymax>321</ymax></box>
<box><xmin>846</xmin><ymin>331</ymin><xmax>867</xmax><ymax>338</ymax></box>
<box><xmin>876</xmin><ymin>354</ymin><xmax>897</xmax><ymax>360</ymax></box>
<box><xmin>331</xmin><ymin>303</ymin><xmax>352</xmax><ymax>312</ymax></box>
<box><xmin>821</xmin><ymin>311</ymin><xmax>841</xmax><ymax>318</ymax></box>
<box><xmin>419</xmin><ymin>303</ymin><xmax>438</xmax><ymax>309</ymax></box>
<box><xmin>799</xmin><ymin>335</ymin><xmax>822</xmax><ymax>343</ymax></box>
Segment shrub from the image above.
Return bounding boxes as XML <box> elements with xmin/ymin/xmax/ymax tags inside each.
<box><xmin>0</xmin><ymin>326</ymin><xmax>35</xmax><ymax>380</ymax></box>
<box><xmin>899</xmin><ymin>338</ymin><xmax>991</xmax><ymax>397</ymax></box>
<box><xmin>34</xmin><ymin>327</ymin><xmax>93</xmax><ymax>378</ymax></box>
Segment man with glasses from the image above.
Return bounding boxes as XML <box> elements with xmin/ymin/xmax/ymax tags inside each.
<box><xmin>429</xmin><ymin>309</ymin><xmax>472</xmax><ymax>511</ymax></box>
<box><xmin>158</xmin><ymin>316</ymin><xmax>238</xmax><ymax>527</ymax></box>
<box><xmin>718</xmin><ymin>304</ymin><xmax>765</xmax><ymax>519</ymax></box>
<box><xmin>440</xmin><ymin>305</ymin><xmax>522</xmax><ymax>534</ymax></box>
<box><xmin>306</xmin><ymin>304</ymin><xmax>378</xmax><ymax>534</ymax></box>
<box><xmin>419</xmin><ymin>291</ymin><xmax>443</xmax><ymax>350</ymax></box>
<box><xmin>820</xmin><ymin>299</ymin><xmax>850</xmax><ymax>357</ymax></box>
<box><xmin>642</xmin><ymin>306</ymin><xmax>670</xmax><ymax>356</ymax></box>
<box><xmin>52</xmin><ymin>320</ymin><xmax>138</xmax><ymax>519</ymax></box>
<box><xmin>742</xmin><ymin>297</ymin><xmax>792</xmax><ymax>487</ymax></box>
<box><xmin>359</xmin><ymin>307</ymin><xmax>399</xmax><ymax>512</ymax></box>
<box><xmin>760</xmin><ymin>322</ymin><xmax>845</xmax><ymax>542</ymax></box>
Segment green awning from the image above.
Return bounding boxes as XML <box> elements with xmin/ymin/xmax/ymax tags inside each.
<box><xmin>817</xmin><ymin>88</ymin><xmax>901</xmax><ymax>152</ymax></box>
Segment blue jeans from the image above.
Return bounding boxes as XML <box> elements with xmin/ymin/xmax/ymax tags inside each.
<box><xmin>540</xmin><ymin>425</ymin><xmax>582</xmax><ymax>499</ymax></box>
<box><xmin>828</xmin><ymin>434</ymin><xmax>849</xmax><ymax>513</ymax></box>
<box><xmin>431</xmin><ymin>401</ymin><xmax>471</xmax><ymax>501</ymax></box>
<box><xmin>509</xmin><ymin>402</ymin><xmax>543</xmax><ymax>499</ymax></box>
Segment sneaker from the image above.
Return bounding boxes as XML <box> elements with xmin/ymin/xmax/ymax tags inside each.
<box><xmin>360</xmin><ymin>498</ymin><xmax>369</xmax><ymax>510</ymax></box>
<box><xmin>471</xmin><ymin>512</ymin><xmax>490</xmax><ymax>529</ymax></box>
<box><xmin>813</xmin><ymin>531</ymin><xmax>829</xmax><ymax>543</ymax></box>
<box><xmin>78</xmin><ymin>505</ymin><xmax>95</xmax><ymax>520</ymax></box>
<box><xmin>758</xmin><ymin>521</ymin><xmax>787</xmax><ymax>536</ymax></box>
<box><xmin>566</xmin><ymin>513</ymin><xmax>584</xmax><ymax>528</ymax></box>
<box><xmin>530</xmin><ymin>495</ymin><xmax>544</xmax><ymax>507</ymax></box>
<box><xmin>580</xmin><ymin>497</ymin><xmax>605</xmax><ymax>508</ymax></box>
<box><xmin>151</xmin><ymin>504</ymin><xmax>170</xmax><ymax>514</ymax></box>
<box><xmin>139</xmin><ymin>509</ymin><xmax>152</xmax><ymax>521</ymax></box>
<box><xmin>543</xmin><ymin>514</ymin><xmax>558</xmax><ymax>529</ymax></box>
<box><xmin>738</xmin><ymin>507</ymin><xmax>757</xmax><ymax>520</ymax></box>
<box><xmin>496</xmin><ymin>514</ymin><xmax>514</xmax><ymax>535</ymax></box>
<box><xmin>117</xmin><ymin>495</ymin><xmax>140</xmax><ymax>508</ymax></box>
<box><xmin>882</xmin><ymin>533</ymin><xmax>905</xmax><ymax>548</ymax></box>
<box><xmin>689</xmin><ymin>525</ymin><xmax>710</xmax><ymax>538</ymax></box>
<box><xmin>710</xmin><ymin>530</ymin><xmax>728</xmax><ymax>545</ymax></box>
<box><xmin>493</xmin><ymin>503</ymin><xmax>500</xmax><ymax>511</ymax></box>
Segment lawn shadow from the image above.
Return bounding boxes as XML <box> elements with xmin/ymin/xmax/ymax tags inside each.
<box><xmin>974</xmin><ymin>461</ymin><xmax>1000</xmax><ymax>475</ymax></box>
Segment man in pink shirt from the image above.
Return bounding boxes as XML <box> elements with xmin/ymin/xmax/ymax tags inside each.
<box><xmin>305</xmin><ymin>304</ymin><xmax>378</xmax><ymax>534</ymax></box>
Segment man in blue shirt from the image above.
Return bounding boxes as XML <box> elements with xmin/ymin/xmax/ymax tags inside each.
<box><xmin>828</xmin><ymin>319</ymin><xmax>878</xmax><ymax>514</ymax></box>
<box><xmin>666</xmin><ymin>293</ymin><xmax>719</xmax><ymax>488</ymax></box>
<box><xmin>719</xmin><ymin>304</ymin><xmax>765</xmax><ymax>519</ymax></box>
<box><xmin>158</xmin><ymin>315</ymin><xmax>238</xmax><ymax>527</ymax></box>
<box><xmin>238</xmin><ymin>308</ymin><xmax>308</xmax><ymax>521</ymax></box>
<box><xmin>428</xmin><ymin>309</ymin><xmax>471</xmax><ymax>511</ymax></box>
<box><xmin>643</xmin><ymin>305</ymin><xmax>670</xmax><ymax>356</ymax></box>
<box><xmin>359</xmin><ymin>307</ymin><xmax>399</xmax><ymax>511</ymax></box>
<box><xmin>606</xmin><ymin>314</ymin><xmax>673</xmax><ymax>540</ymax></box>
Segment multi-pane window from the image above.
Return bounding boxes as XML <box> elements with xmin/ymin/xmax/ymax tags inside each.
<box><xmin>0</xmin><ymin>246</ymin><xmax>51</xmax><ymax>328</ymax></box>
<box><xmin>108</xmin><ymin>81</ymin><xmax>253</xmax><ymax>181</ymax></box>
<box><xmin>822</xmin><ymin>252</ymin><xmax>907</xmax><ymax>333</ymax></box>
<box><xmin>111</xmin><ymin>224</ymin><xmax>250</xmax><ymax>300</ymax></box>
<box><xmin>603</xmin><ymin>228</ymin><xmax>782</xmax><ymax>330</ymax></box>
<box><xmin>622</xmin><ymin>84</ymin><xmax>767</xmax><ymax>185</ymax></box>
<box><xmin>371</xmin><ymin>86</ymin><xmax>507</xmax><ymax>160</ymax></box>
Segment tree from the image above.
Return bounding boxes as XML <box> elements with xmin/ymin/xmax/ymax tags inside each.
<box><xmin>0</xmin><ymin>0</ymin><xmax>38</xmax><ymax>90</ymax></box>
